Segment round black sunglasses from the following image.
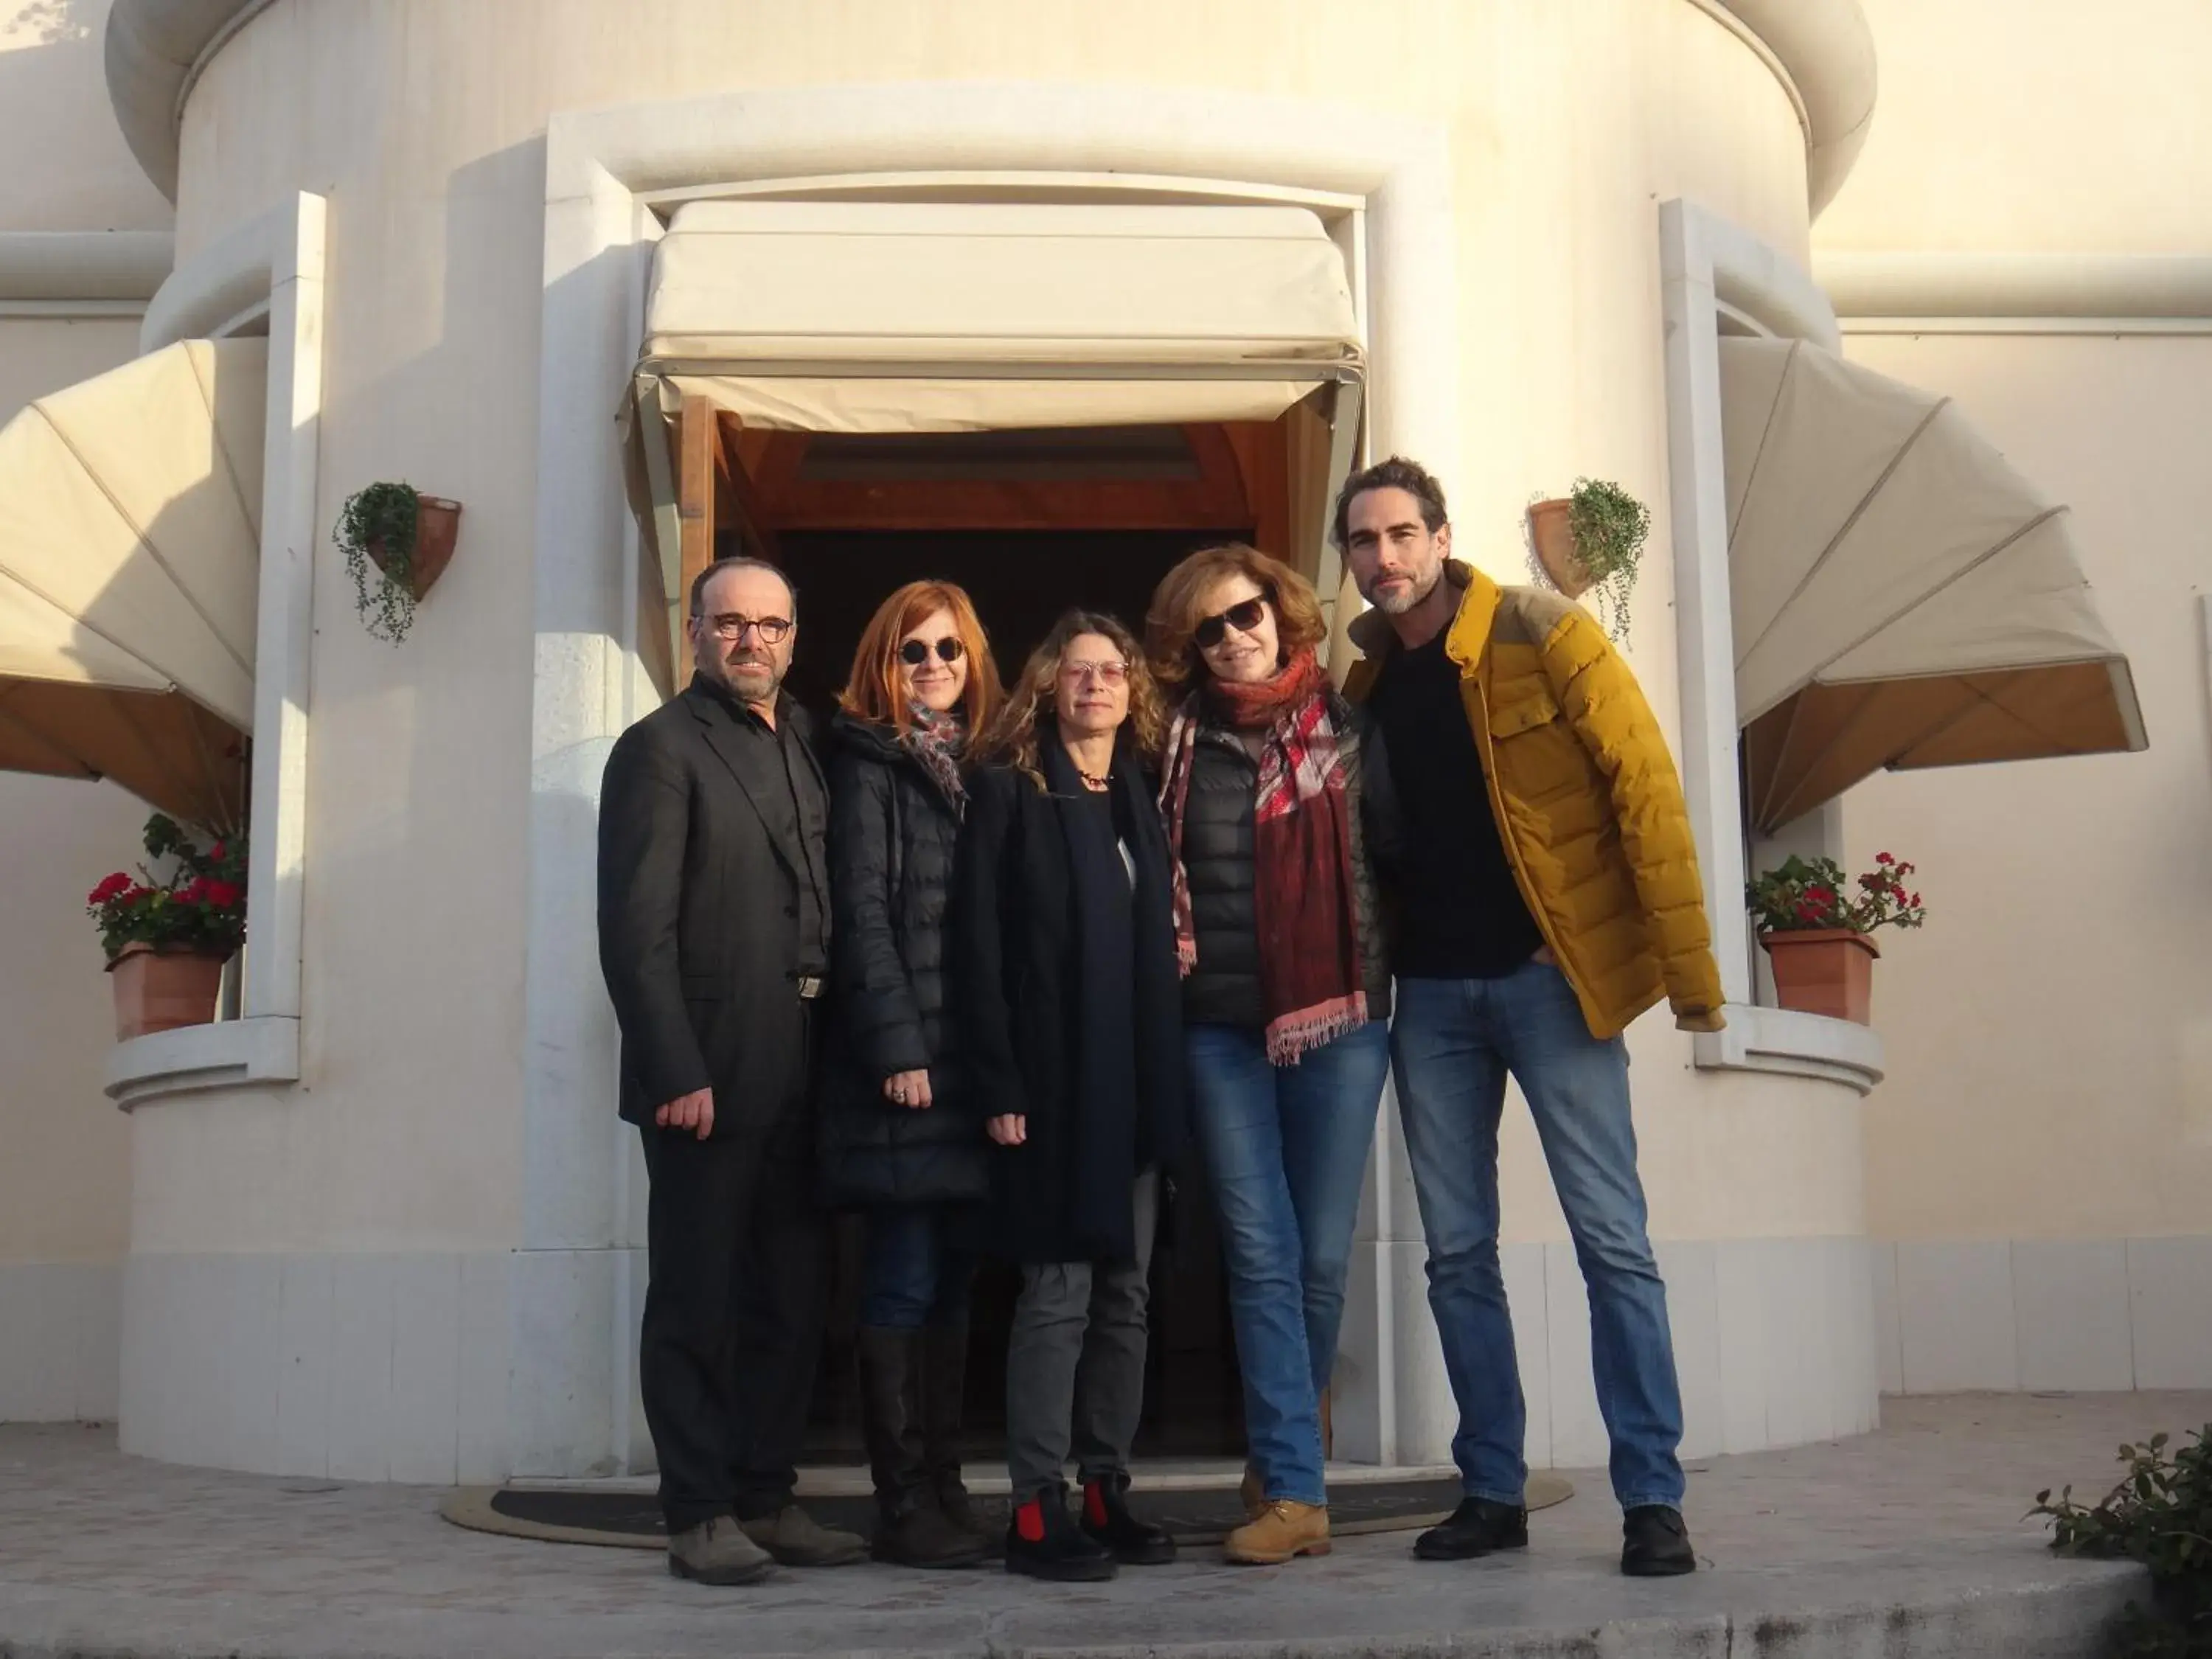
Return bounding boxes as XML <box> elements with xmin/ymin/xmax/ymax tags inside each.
<box><xmin>900</xmin><ymin>637</ymin><xmax>966</xmax><ymax>666</ymax></box>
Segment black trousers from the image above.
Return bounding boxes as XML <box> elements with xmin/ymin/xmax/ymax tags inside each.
<box><xmin>639</xmin><ymin>1101</ymin><xmax>830</xmax><ymax>1531</ymax></box>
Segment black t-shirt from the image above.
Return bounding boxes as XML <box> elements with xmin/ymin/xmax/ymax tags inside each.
<box><xmin>1368</xmin><ymin>628</ymin><xmax>1546</xmax><ymax>979</ymax></box>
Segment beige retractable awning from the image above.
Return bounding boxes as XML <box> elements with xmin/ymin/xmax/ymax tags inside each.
<box><xmin>0</xmin><ymin>338</ymin><xmax>265</xmax><ymax>830</ymax></box>
<box><xmin>1721</xmin><ymin>336</ymin><xmax>2145</xmax><ymax>833</ymax></box>
<box><xmin>631</xmin><ymin>201</ymin><xmax>1364</xmax><ymax>435</ymax></box>
<box><xmin>619</xmin><ymin>199</ymin><xmax>1368</xmax><ymax>688</ymax></box>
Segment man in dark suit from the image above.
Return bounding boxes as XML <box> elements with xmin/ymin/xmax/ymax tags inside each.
<box><xmin>597</xmin><ymin>556</ymin><xmax>864</xmax><ymax>1584</ymax></box>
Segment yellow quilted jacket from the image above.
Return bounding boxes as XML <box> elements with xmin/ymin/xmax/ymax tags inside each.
<box><xmin>1343</xmin><ymin>563</ymin><xmax>1725</xmax><ymax>1040</ymax></box>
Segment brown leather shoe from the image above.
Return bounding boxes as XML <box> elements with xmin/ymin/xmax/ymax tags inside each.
<box><xmin>667</xmin><ymin>1515</ymin><xmax>776</xmax><ymax>1584</ymax></box>
<box><xmin>1225</xmin><ymin>1499</ymin><xmax>1332</xmax><ymax>1565</ymax></box>
<box><xmin>741</xmin><ymin>1505</ymin><xmax>868</xmax><ymax>1567</ymax></box>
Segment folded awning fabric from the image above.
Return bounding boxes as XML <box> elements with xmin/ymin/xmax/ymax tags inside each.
<box><xmin>1719</xmin><ymin>335</ymin><xmax>2145</xmax><ymax>832</ymax></box>
<box><xmin>0</xmin><ymin>338</ymin><xmax>265</xmax><ymax>829</ymax></box>
<box><xmin>629</xmin><ymin>200</ymin><xmax>1365</xmax><ymax>435</ymax></box>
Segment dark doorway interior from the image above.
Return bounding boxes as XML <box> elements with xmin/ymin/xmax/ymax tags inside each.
<box><xmin>777</xmin><ymin>526</ymin><xmax>1228</xmax><ymax>711</ymax></box>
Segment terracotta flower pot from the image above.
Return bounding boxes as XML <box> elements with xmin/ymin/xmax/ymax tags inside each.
<box><xmin>107</xmin><ymin>942</ymin><xmax>227</xmax><ymax>1040</ymax></box>
<box><xmin>370</xmin><ymin>495</ymin><xmax>462</xmax><ymax>600</ymax></box>
<box><xmin>1526</xmin><ymin>498</ymin><xmax>1591</xmax><ymax>598</ymax></box>
<box><xmin>1761</xmin><ymin>928</ymin><xmax>1879</xmax><ymax>1024</ymax></box>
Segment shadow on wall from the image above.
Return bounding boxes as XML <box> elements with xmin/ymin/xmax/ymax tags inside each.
<box><xmin>0</xmin><ymin>0</ymin><xmax>172</xmax><ymax>232</ymax></box>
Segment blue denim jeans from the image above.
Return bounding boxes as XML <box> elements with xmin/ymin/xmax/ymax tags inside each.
<box><xmin>1186</xmin><ymin>1020</ymin><xmax>1391</xmax><ymax>1506</ymax></box>
<box><xmin>860</xmin><ymin>1203</ymin><xmax>978</xmax><ymax>1332</ymax></box>
<box><xmin>1390</xmin><ymin>964</ymin><xmax>1686</xmax><ymax>1512</ymax></box>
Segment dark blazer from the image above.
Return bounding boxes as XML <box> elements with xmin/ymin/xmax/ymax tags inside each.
<box><xmin>951</xmin><ymin>731</ymin><xmax>1186</xmax><ymax>1265</ymax></box>
<box><xmin>597</xmin><ymin>677</ymin><xmax>830</xmax><ymax>1136</ymax></box>
<box><xmin>1177</xmin><ymin>700</ymin><xmax>1394</xmax><ymax>1029</ymax></box>
<box><xmin>818</xmin><ymin>712</ymin><xmax>987</xmax><ymax>1208</ymax></box>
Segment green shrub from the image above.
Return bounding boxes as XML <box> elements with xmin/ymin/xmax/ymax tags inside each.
<box><xmin>2033</xmin><ymin>1427</ymin><xmax>2212</xmax><ymax>1657</ymax></box>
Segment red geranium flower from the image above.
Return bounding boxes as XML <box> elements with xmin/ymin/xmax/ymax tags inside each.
<box><xmin>204</xmin><ymin>880</ymin><xmax>243</xmax><ymax>909</ymax></box>
<box><xmin>87</xmin><ymin>872</ymin><xmax>132</xmax><ymax>905</ymax></box>
<box><xmin>1876</xmin><ymin>851</ymin><xmax>1895</xmax><ymax>864</ymax></box>
<box><xmin>209</xmin><ymin>841</ymin><xmax>227</xmax><ymax>862</ymax></box>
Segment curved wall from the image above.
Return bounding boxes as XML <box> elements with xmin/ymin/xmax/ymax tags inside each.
<box><xmin>115</xmin><ymin>0</ymin><xmax>1874</xmax><ymax>1478</ymax></box>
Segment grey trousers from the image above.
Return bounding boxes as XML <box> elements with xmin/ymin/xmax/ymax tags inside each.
<box><xmin>1004</xmin><ymin>1169</ymin><xmax>1161</xmax><ymax>1502</ymax></box>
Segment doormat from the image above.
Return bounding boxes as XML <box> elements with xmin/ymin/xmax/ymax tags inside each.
<box><xmin>439</xmin><ymin>1471</ymin><xmax>1572</xmax><ymax>1551</ymax></box>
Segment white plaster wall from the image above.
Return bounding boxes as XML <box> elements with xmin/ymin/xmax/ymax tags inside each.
<box><xmin>0</xmin><ymin>0</ymin><xmax>172</xmax><ymax>233</ymax></box>
<box><xmin>0</xmin><ymin>315</ymin><xmax>153</xmax><ymax>1422</ymax></box>
<box><xmin>108</xmin><ymin>0</ymin><xmax>1875</xmax><ymax>1475</ymax></box>
<box><xmin>1846</xmin><ymin>333</ymin><xmax>2212</xmax><ymax>1388</ymax></box>
<box><xmin>1819</xmin><ymin>0</ymin><xmax>2212</xmax><ymax>254</ymax></box>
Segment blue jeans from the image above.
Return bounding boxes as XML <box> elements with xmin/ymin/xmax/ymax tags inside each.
<box><xmin>1186</xmin><ymin>1020</ymin><xmax>1391</xmax><ymax>1506</ymax></box>
<box><xmin>860</xmin><ymin>1204</ymin><xmax>978</xmax><ymax>1332</ymax></box>
<box><xmin>1391</xmin><ymin>964</ymin><xmax>1686</xmax><ymax>1512</ymax></box>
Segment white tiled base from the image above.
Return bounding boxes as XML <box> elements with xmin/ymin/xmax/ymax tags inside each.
<box><xmin>1874</xmin><ymin>1236</ymin><xmax>2212</xmax><ymax>1394</ymax></box>
<box><xmin>0</xmin><ymin>1262</ymin><xmax>119</xmax><ymax>1423</ymax></box>
<box><xmin>112</xmin><ymin>1232</ymin><xmax>2212</xmax><ymax>1482</ymax></box>
<box><xmin>118</xmin><ymin>1247</ymin><xmax>650</xmax><ymax>1484</ymax></box>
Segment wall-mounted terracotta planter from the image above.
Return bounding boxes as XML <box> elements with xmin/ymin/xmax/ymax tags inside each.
<box><xmin>1526</xmin><ymin>498</ymin><xmax>1590</xmax><ymax>598</ymax></box>
<box><xmin>107</xmin><ymin>942</ymin><xmax>227</xmax><ymax>1040</ymax></box>
<box><xmin>371</xmin><ymin>495</ymin><xmax>462</xmax><ymax>599</ymax></box>
<box><xmin>1761</xmin><ymin>928</ymin><xmax>1879</xmax><ymax>1024</ymax></box>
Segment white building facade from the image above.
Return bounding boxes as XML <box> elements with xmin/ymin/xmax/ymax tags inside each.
<box><xmin>0</xmin><ymin>0</ymin><xmax>2205</xmax><ymax>1484</ymax></box>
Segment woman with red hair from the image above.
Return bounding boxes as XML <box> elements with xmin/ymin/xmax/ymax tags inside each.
<box><xmin>820</xmin><ymin>580</ymin><xmax>1004</xmax><ymax>1569</ymax></box>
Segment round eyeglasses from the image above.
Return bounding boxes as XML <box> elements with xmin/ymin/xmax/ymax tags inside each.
<box><xmin>899</xmin><ymin>637</ymin><xmax>966</xmax><ymax>666</ymax></box>
<box><xmin>1060</xmin><ymin>658</ymin><xmax>1129</xmax><ymax>686</ymax></box>
<box><xmin>697</xmin><ymin>612</ymin><xmax>792</xmax><ymax>644</ymax></box>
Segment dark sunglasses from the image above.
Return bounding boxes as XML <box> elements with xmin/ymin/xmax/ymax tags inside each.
<box><xmin>1194</xmin><ymin>591</ymin><xmax>1273</xmax><ymax>650</ymax></box>
<box><xmin>899</xmin><ymin>636</ymin><xmax>966</xmax><ymax>666</ymax></box>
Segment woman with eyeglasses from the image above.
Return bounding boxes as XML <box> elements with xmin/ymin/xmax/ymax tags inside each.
<box><xmin>951</xmin><ymin>610</ymin><xmax>1186</xmax><ymax>1582</ymax></box>
<box><xmin>820</xmin><ymin>580</ymin><xmax>1005</xmax><ymax>1568</ymax></box>
<box><xmin>1144</xmin><ymin>546</ymin><xmax>1394</xmax><ymax>1566</ymax></box>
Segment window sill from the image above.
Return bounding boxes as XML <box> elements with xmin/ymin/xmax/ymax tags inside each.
<box><xmin>104</xmin><ymin>1015</ymin><xmax>299</xmax><ymax>1109</ymax></box>
<box><xmin>1691</xmin><ymin>1003</ymin><xmax>1884</xmax><ymax>1096</ymax></box>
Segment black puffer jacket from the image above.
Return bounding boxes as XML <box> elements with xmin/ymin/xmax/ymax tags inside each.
<box><xmin>1178</xmin><ymin>700</ymin><xmax>1393</xmax><ymax>1029</ymax></box>
<box><xmin>818</xmin><ymin>712</ymin><xmax>988</xmax><ymax>1209</ymax></box>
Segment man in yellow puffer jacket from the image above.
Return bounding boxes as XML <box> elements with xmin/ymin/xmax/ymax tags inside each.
<box><xmin>1335</xmin><ymin>456</ymin><xmax>1722</xmax><ymax>1580</ymax></box>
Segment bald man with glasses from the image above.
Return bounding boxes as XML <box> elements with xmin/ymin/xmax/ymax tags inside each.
<box><xmin>597</xmin><ymin>556</ymin><xmax>863</xmax><ymax>1583</ymax></box>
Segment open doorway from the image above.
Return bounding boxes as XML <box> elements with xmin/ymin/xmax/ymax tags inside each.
<box><xmin>687</xmin><ymin>414</ymin><xmax>1326</xmax><ymax>1464</ymax></box>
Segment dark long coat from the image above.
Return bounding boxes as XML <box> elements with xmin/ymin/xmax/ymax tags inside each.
<box><xmin>597</xmin><ymin>678</ymin><xmax>830</xmax><ymax>1135</ymax></box>
<box><xmin>817</xmin><ymin>712</ymin><xmax>989</xmax><ymax>1208</ymax></box>
<box><xmin>950</xmin><ymin>731</ymin><xmax>1186</xmax><ymax>1265</ymax></box>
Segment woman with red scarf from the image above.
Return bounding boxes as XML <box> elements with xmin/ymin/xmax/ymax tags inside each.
<box><xmin>1146</xmin><ymin>546</ymin><xmax>1394</xmax><ymax>1567</ymax></box>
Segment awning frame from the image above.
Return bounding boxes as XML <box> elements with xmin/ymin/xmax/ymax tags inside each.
<box><xmin>627</xmin><ymin>364</ymin><xmax>1363</xmax><ymax>691</ymax></box>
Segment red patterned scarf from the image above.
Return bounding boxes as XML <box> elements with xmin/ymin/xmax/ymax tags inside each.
<box><xmin>1158</xmin><ymin>648</ymin><xmax>1367</xmax><ymax>1064</ymax></box>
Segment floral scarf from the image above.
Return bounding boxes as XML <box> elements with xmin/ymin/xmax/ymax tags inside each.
<box><xmin>902</xmin><ymin>700</ymin><xmax>968</xmax><ymax>815</ymax></box>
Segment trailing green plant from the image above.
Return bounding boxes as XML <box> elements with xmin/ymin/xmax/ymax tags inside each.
<box><xmin>2031</xmin><ymin>1427</ymin><xmax>2212</xmax><ymax>1658</ymax></box>
<box><xmin>1746</xmin><ymin>851</ymin><xmax>1926</xmax><ymax>935</ymax></box>
<box><xmin>84</xmin><ymin>813</ymin><xmax>247</xmax><ymax>962</ymax></box>
<box><xmin>335</xmin><ymin>481</ymin><xmax>422</xmax><ymax>644</ymax></box>
<box><xmin>1565</xmin><ymin>478</ymin><xmax>1649</xmax><ymax>647</ymax></box>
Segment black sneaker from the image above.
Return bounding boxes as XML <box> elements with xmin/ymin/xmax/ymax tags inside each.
<box><xmin>1621</xmin><ymin>1505</ymin><xmax>1696</xmax><ymax>1576</ymax></box>
<box><xmin>1079</xmin><ymin>1475</ymin><xmax>1177</xmax><ymax>1565</ymax></box>
<box><xmin>1413</xmin><ymin>1497</ymin><xmax>1529</xmax><ymax>1561</ymax></box>
<box><xmin>1005</xmin><ymin>1492</ymin><xmax>1116</xmax><ymax>1582</ymax></box>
